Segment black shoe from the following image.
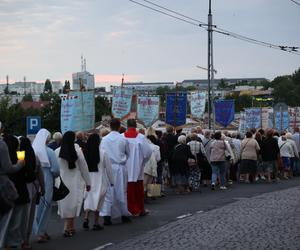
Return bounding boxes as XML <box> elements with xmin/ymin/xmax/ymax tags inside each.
<box><xmin>93</xmin><ymin>224</ymin><xmax>104</xmax><ymax>231</ymax></box>
<box><xmin>121</xmin><ymin>216</ymin><xmax>132</xmax><ymax>223</ymax></box>
<box><xmin>211</xmin><ymin>184</ymin><xmax>215</xmax><ymax>191</ymax></box>
<box><xmin>103</xmin><ymin>216</ymin><xmax>112</xmax><ymax>226</ymax></box>
<box><xmin>83</xmin><ymin>219</ymin><xmax>89</xmax><ymax>230</ymax></box>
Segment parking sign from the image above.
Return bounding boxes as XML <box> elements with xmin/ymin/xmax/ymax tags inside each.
<box><xmin>26</xmin><ymin>116</ymin><xmax>41</xmax><ymax>135</ymax></box>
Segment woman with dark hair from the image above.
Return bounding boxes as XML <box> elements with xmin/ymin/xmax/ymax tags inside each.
<box><xmin>20</xmin><ymin>137</ymin><xmax>45</xmax><ymax>250</ymax></box>
<box><xmin>83</xmin><ymin>133</ymin><xmax>113</xmax><ymax>231</ymax></box>
<box><xmin>240</xmin><ymin>131</ymin><xmax>260</xmax><ymax>183</ymax></box>
<box><xmin>32</xmin><ymin>129</ymin><xmax>60</xmax><ymax>243</ymax></box>
<box><xmin>3</xmin><ymin>135</ymin><xmax>30</xmax><ymax>249</ymax></box>
<box><xmin>55</xmin><ymin>131</ymin><xmax>91</xmax><ymax>237</ymax></box>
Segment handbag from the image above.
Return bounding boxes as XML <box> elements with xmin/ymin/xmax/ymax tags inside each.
<box><xmin>0</xmin><ymin>176</ymin><xmax>19</xmax><ymax>214</ymax></box>
<box><xmin>146</xmin><ymin>183</ymin><xmax>161</xmax><ymax>198</ymax></box>
<box><xmin>52</xmin><ymin>177</ymin><xmax>70</xmax><ymax>201</ymax></box>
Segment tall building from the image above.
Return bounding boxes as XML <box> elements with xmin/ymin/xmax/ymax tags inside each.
<box><xmin>72</xmin><ymin>56</ymin><xmax>95</xmax><ymax>90</ymax></box>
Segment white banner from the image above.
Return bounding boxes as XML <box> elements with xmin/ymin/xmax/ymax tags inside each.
<box><xmin>190</xmin><ymin>91</ymin><xmax>206</xmax><ymax>119</ymax></box>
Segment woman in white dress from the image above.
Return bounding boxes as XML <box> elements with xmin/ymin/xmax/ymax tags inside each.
<box><xmin>55</xmin><ymin>131</ymin><xmax>91</xmax><ymax>237</ymax></box>
<box><xmin>82</xmin><ymin>133</ymin><xmax>114</xmax><ymax>230</ymax></box>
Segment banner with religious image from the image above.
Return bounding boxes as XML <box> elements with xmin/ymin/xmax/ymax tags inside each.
<box><xmin>245</xmin><ymin>108</ymin><xmax>261</xmax><ymax>129</ymax></box>
<box><xmin>137</xmin><ymin>96</ymin><xmax>160</xmax><ymax>127</ymax></box>
<box><xmin>214</xmin><ymin>99</ymin><xmax>235</xmax><ymax>127</ymax></box>
<box><xmin>61</xmin><ymin>91</ymin><xmax>95</xmax><ymax>134</ymax></box>
<box><xmin>190</xmin><ymin>91</ymin><xmax>206</xmax><ymax>119</ymax></box>
<box><xmin>111</xmin><ymin>87</ymin><xmax>133</xmax><ymax>119</ymax></box>
<box><xmin>166</xmin><ymin>93</ymin><xmax>187</xmax><ymax>127</ymax></box>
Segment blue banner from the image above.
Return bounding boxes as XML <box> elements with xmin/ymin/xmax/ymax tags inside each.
<box><xmin>214</xmin><ymin>99</ymin><xmax>235</xmax><ymax>127</ymax></box>
<box><xmin>166</xmin><ymin>93</ymin><xmax>187</xmax><ymax>127</ymax></box>
<box><xmin>137</xmin><ymin>96</ymin><xmax>160</xmax><ymax>127</ymax></box>
<box><xmin>112</xmin><ymin>87</ymin><xmax>133</xmax><ymax>119</ymax></box>
<box><xmin>190</xmin><ymin>91</ymin><xmax>206</xmax><ymax>119</ymax></box>
<box><xmin>275</xmin><ymin>111</ymin><xmax>289</xmax><ymax>131</ymax></box>
<box><xmin>245</xmin><ymin>108</ymin><xmax>261</xmax><ymax>129</ymax></box>
<box><xmin>61</xmin><ymin>91</ymin><xmax>95</xmax><ymax>134</ymax></box>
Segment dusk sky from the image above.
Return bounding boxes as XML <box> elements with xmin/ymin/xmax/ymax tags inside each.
<box><xmin>0</xmin><ymin>0</ymin><xmax>299</xmax><ymax>87</ymax></box>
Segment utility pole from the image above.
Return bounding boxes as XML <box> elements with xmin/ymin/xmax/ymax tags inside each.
<box><xmin>24</xmin><ymin>76</ymin><xmax>26</xmax><ymax>95</ymax></box>
<box><xmin>207</xmin><ymin>0</ymin><xmax>213</xmax><ymax>129</ymax></box>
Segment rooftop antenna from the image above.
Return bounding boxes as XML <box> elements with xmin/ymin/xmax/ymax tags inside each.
<box><xmin>121</xmin><ymin>73</ymin><xmax>124</xmax><ymax>87</ymax></box>
<box><xmin>6</xmin><ymin>75</ymin><xmax>9</xmax><ymax>87</ymax></box>
<box><xmin>84</xmin><ymin>58</ymin><xmax>87</xmax><ymax>72</ymax></box>
<box><xmin>81</xmin><ymin>55</ymin><xmax>84</xmax><ymax>72</ymax></box>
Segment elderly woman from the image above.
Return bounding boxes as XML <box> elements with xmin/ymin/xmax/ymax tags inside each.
<box><xmin>55</xmin><ymin>131</ymin><xmax>91</xmax><ymax>237</ymax></box>
<box><xmin>171</xmin><ymin>135</ymin><xmax>195</xmax><ymax>194</ymax></box>
<box><xmin>240</xmin><ymin>131</ymin><xmax>260</xmax><ymax>183</ymax></box>
<box><xmin>278</xmin><ymin>134</ymin><xmax>294</xmax><ymax>179</ymax></box>
<box><xmin>210</xmin><ymin>131</ymin><xmax>232</xmax><ymax>190</ymax></box>
<box><xmin>32</xmin><ymin>129</ymin><xmax>60</xmax><ymax>243</ymax></box>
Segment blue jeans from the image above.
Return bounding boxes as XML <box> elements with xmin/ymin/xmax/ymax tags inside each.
<box><xmin>211</xmin><ymin>161</ymin><xmax>226</xmax><ymax>186</ymax></box>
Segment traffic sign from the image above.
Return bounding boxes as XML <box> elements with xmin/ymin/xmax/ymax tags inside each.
<box><xmin>26</xmin><ymin>116</ymin><xmax>41</xmax><ymax>135</ymax></box>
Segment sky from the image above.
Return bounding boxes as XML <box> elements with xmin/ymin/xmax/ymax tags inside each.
<box><xmin>0</xmin><ymin>0</ymin><xmax>299</xmax><ymax>88</ymax></box>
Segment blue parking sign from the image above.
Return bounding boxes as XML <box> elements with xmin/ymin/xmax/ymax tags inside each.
<box><xmin>27</xmin><ymin>116</ymin><xmax>41</xmax><ymax>135</ymax></box>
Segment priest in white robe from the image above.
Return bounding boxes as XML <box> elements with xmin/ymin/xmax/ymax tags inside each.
<box><xmin>100</xmin><ymin>118</ymin><xmax>131</xmax><ymax>225</ymax></box>
<box><xmin>55</xmin><ymin>131</ymin><xmax>91</xmax><ymax>237</ymax></box>
<box><xmin>123</xmin><ymin>119</ymin><xmax>152</xmax><ymax>216</ymax></box>
<box><xmin>83</xmin><ymin>133</ymin><xmax>114</xmax><ymax>230</ymax></box>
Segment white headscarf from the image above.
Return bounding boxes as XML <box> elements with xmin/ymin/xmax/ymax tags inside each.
<box><xmin>32</xmin><ymin>128</ymin><xmax>51</xmax><ymax>167</ymax></box>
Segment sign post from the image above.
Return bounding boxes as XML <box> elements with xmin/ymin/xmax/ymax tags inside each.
<box><xmin>26</xmin><ymin>116</ymin><xmax>41</xmax><ymax>141</ymax></box>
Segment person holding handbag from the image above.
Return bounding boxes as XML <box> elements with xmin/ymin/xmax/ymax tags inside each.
<box><xmin>210</xmin><ymin>131</ymin><xmax>232</xmax><ymax>190</ymax></box>
<box><xmin>55</xmin><ymin>131</ymin><xmax>91</xmax><ymax>237</ymax></box>
<box><xmin>240</xmin><ymin>131</ymin><xmax>260</xmax><ymax>183</ymax></box>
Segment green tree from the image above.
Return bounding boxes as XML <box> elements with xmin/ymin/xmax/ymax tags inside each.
<box><xmin>95</xmin><ymin>96</ymin><xmax>110</xmax><ymax>122</ymax></box>
<box><xmin>225</xmin><ymin>93</ymin><xmax>253</xmax><ymax>112</ymax></box>
<box><xmin>22</xmin><ymin>93</ymin><xmax>33</xmax><ymax>102</ymax></box>
<box><xmin>63</xmin><ymin>80</ymin><xmax>71</xmax><ymax>94</ymax></box>
<box><xmin>218</xmin><ymin>79</ymin><xmax>228</xmax><ymax>89</ymax></box>
<box><xmin>44</xmin><ymin>79</ymin><xmax>52</xmax><ymax>93</ymax></box>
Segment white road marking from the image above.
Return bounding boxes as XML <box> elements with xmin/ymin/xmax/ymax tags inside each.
<box><xmin>176</xmin><ymin>213</ymin><xmax>192</xmax><ymax>219</ymax></box>
<box><xmin>92</xmin><ymin>242</ymin><xmax>113</xmax><ymax>250</ymax></box>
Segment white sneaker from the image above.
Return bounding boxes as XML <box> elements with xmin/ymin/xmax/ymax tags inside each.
<box><xmin>255</xmin><ymin>177</ymin><xmax>259</xmax><ymax>182</ymax></box>
<box><xmin>261</xmin><ymin>176</ymin><xmax>266</xmax><ymax>180</ymax></box>
<box><xmin>220</xmin><ymin>186</ymin><xmax>227</xmax><ymax>190</ymax></box>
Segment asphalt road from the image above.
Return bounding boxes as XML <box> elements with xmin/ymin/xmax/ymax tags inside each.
<box><xmin>32</xmin><ymin>177</ymin><xmax>300</xmax><ymax>250</ymax></box>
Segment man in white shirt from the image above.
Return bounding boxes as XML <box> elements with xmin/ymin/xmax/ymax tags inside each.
<box><xmin>100</xmin><ymin>118</ymin><xmax>131</xmax><ymax>225</ymax></box>
<box><xmin>123</xmin><ymin>119</ymin><xmax>152</xmax><ymax>216</ymax></box>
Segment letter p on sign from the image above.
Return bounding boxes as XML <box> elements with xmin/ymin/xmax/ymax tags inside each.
<box><xmin>27</xmin><ymin>116</ymin><xmax>41</xmax><ymax>135</ymax></box>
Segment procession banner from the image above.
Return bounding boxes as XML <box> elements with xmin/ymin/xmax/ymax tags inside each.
<box><xmin>245</xmin><ymin>108</ymin><xmax>261</xmax><ymax>129</ymax></box>
<box><xmin>190</xmin><ymin>91</ymin><xmax>206</xmax><ymax>119</ymax></box>
<box><xmin>261</xmin><ymin>108</ymin><xmax>273</xmax><ymax>130</ymax></box>
<box><xmin>239</xmin><ymin>112</ymin><xmax>246</xmax><ymax>135</ymax></box>
<box><xmin>61</xmin><ymin>91</ymin><xmax>95</xmax><ymax>134</ymax></box>
<box><xmin>137</xmin><ymin>96</ymin><xmax>160</xmax><ymax>127</ymax></box>
<box><xmin>166</xmin><ymin>93</ymin><xmax>187</xmax><ymax>127</ymax></box>
<box><xmin>214</xmin><ymin>99</ymin><xmax>235</xmax><ymax>127</ymax></box>
<box><xmin>275</xmin><ymin>111</ymin><xmax>289</xmax><ymax>131</ymax></box>
<box><xmin>111</xmin><ymin>87</ymin><xmax>133</xmax><ymax>119</ymax></box>
<box><xmin>288</xmin><ymin>107</ymin><xmax>300</xmax><ymax>131</ymax></box>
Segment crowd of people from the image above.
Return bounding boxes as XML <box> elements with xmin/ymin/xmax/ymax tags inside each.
<box><xmin>1</xmin><ymin>119</ymin><xmax>300</xmax><ymax>250</ymax></box>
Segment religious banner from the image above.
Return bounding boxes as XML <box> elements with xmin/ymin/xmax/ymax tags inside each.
<box><xmin>166</xmin><ymin>93</ymin><xmax>187</xmax><ymax>127</ymax></box>
<box><xmin>190</xmin><ymin>91</ymin><xmax>206</xmax><ymax>119</ymax></box>
<box><xmin>111</xmin><ymin>87</ymin><xmax>133</xmax><ymax>119</ymax></box>
<box><xmin>137</xmin><ymin>96</ymin><xmax>160</xmax><ymax>127</ymax></box>
<box><xmin>245</xmin><ymin>108</ymin><xmax>261</xmax><ymax>129</ymax></box>
<box><xmin>289</xmin><ymin>107</ymin><xmax>300</xmax><ymax>131</ymax></box>
<box><xmin>261</xmin><ymin>107</ymin><xmax>273</xmax><ymax>130</ymax></box>
<box><xmin>275</xmin><ymin>111</ymin><xmax>289</xmax><ymax>131</ymax></box>
<box><xmin>239</xmin><ymin>111</ymin><xmax>246</xmax><ymax>135</ymax></box>
<box><xmin>61</xmin><ymin>91</ymin><xmax>95</xmax><ymax>134</ymax></box>
<box><xmin>214</xmin><ymin>99</ymin><xmax>235</xmax><ymax>127</ymax></box>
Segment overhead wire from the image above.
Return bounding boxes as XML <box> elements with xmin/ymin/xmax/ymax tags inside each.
<box><xmin>289</xmin><ymin>0</ymin><xmax>300</xmax><ymax>6</ymax></box>
<box><xmin>129</xmin><ymin>0</ymin><xmax>300</xmax><ymax>55</ymax></box>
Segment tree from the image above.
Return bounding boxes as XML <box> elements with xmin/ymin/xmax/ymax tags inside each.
<box><xmin>225</xmin><ymin>93</ymin><xmax>253</xmax><ymax>112</ymax></box>
<box><xmin>22</xmin><ymin>93</ymin><xmax>33</xmax><ymax>102</ymax></box>
<box><xmin>218</xmin><ymin>79</ymin><xmax>228</xmax><ymax>89</ymax></box>
<box><xmin>95</xmin><ymin>96</ymin><xmax>110</xmax><ymax>122</ymax></box>
<box><xmin>63</xmin><ymin>80</ymin><xmax>71</xmax><ymax>94</ymax></box>
<box><xmin>44</xmin><ymin>79</ymin><xmax>52</xmax><ymax>93</ymax></box>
